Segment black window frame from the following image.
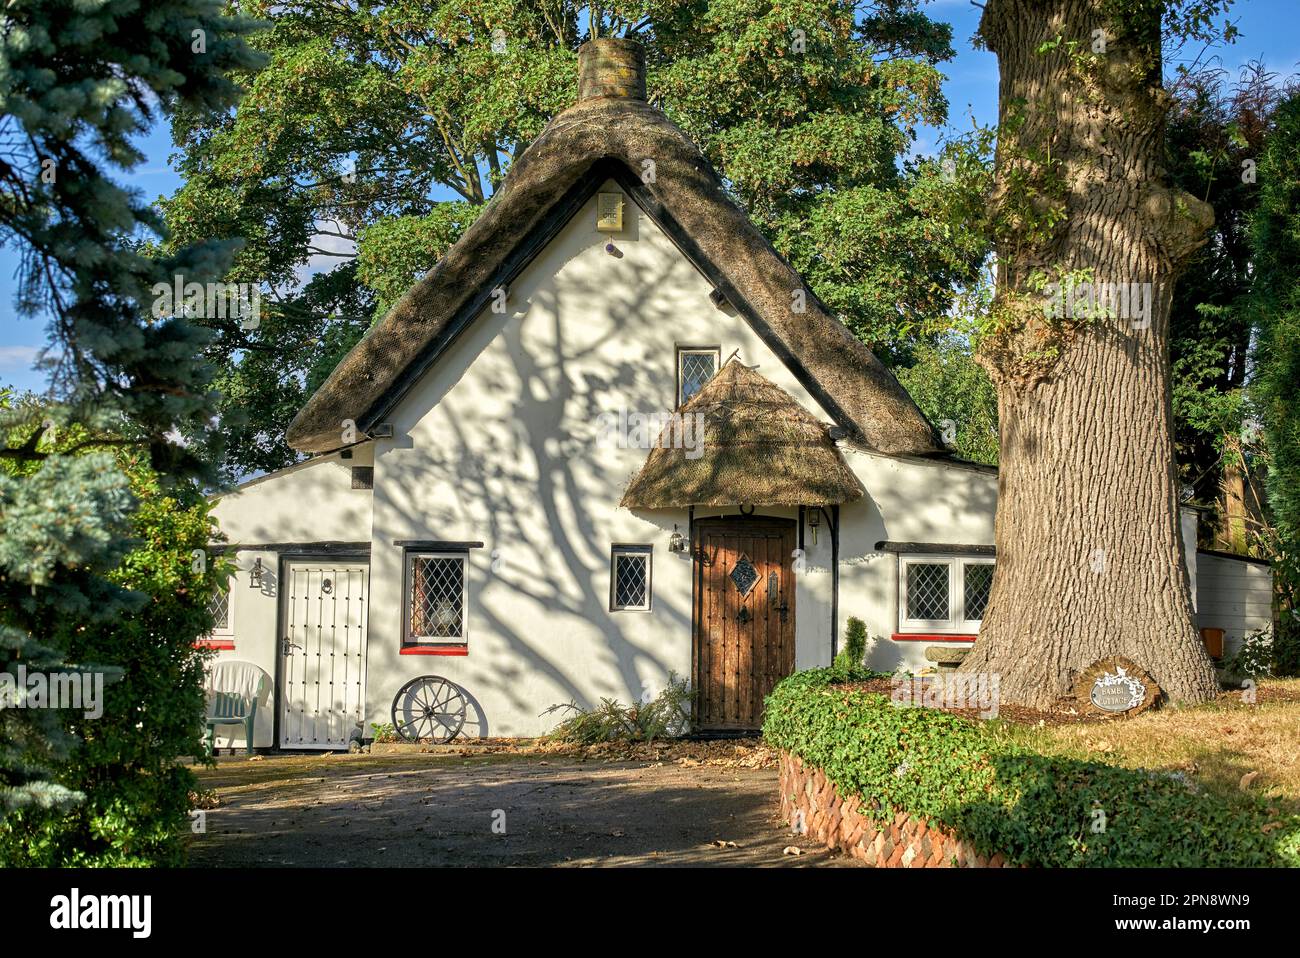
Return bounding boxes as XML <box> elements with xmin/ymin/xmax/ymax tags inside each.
<box><xmin>675</xmin><ymin>345</ymin><xmax>721</xmax><ymax>407</ymax></box>
<box><xmin>609</xmin><ymin>544</ymin><xmax>654</xmax><ymax>612</ymax></box>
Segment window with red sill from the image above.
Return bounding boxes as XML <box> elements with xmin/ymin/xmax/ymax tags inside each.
<box><xmin>893</xmin><ymin>555</ymin><xmax>993</xmax><ymax>642</ymax></box>
<box><xmin>403</xmin><ymin>551</ymin><xmax>468</xmax><ymax>655</ymax></box>
<box><xmin>196</xmin><ymin>590</ymin><xmax>235</xmax><ymax>650</ymax></box>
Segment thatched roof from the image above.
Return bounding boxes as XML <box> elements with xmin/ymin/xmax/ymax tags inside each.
<box><xmin>285</xmin><ymin>39</ymin><xmax>942</xmax><ymax>458</ymax></box>
<box><xmin>619</xmin><ymin>359</ymin><xmax>864</xmax><ymax>509</ymax></box>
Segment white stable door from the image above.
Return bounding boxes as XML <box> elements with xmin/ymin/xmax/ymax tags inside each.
<box><xmin>279</xmin><ymin>561</ymin><xmax>369</xmax><ymax>749</ymax></box>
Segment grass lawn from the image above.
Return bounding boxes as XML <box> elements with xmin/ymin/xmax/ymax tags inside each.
<box><xmin>998</xmin><ymin>678</ymin><xmax>1300</xmax><ymax>814</ymax></box>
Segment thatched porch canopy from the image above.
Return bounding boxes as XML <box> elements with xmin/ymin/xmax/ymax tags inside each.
<box><xmin>620</xmin><ymin>359</ymin><xmax>865</xmax><ymax>509</ymax></box>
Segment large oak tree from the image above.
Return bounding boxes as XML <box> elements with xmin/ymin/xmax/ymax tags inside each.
<box><xmin>958</xmin><ymin>0</ymin><xmax>1230</xmax><ymax>707</ymax></box>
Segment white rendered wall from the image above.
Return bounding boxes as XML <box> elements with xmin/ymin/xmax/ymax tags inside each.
<box><xmin>207</xmin><ymin>447</ymin><xmax>375</xmax><ymax>747</ymax></box>
<box><xmin>837</xmin><ymin>450</ymin><xmax>998</xmax><ymax>674</ymax></box>
<box><xmin>365</xmin><ymin>180</ymin><xmax>840</xmax><ymax>736</ymax></box>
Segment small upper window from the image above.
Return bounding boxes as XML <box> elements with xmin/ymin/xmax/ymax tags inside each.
<box><xmin>611</xmin><ymin>546</ymin><xmax>652</xmax><ymax>611</ymax></box>
<box><xmin>677</xmin><ymin>347</ymin><xmax>719</xmax><ymax>406</ymax></box>
<box><xmin>406</xmin><ymin>553</ymin><xmax>467</xmax><ymax>644</ymax></box>
<box><xmin>207</xmin><ymin>589</ymin><xmax>232</xmax><ymax>636</ymax></box>
<box><xmin>899</xmin><ymin>556</ymin><xmax>993</xmax><ymax>633</ymax></box>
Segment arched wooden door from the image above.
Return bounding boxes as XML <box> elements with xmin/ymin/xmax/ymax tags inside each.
<box><xmin>692</xmin><ymin>517</ymin><xmax>797</xmax><ymax>730</ymax></box>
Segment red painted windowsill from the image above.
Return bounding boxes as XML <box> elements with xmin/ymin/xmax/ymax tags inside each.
<box><xmin>194</xmin><ymin>639</ymin><xmax>236</xmax><ymax>651</ymax></box>
<box><xmin>400</xmin><ymin>646</ymin><xmax>468</xmax><ymax>656</ymax></box>
<box><xmin>891</xmin><ymin>633</ymin><xmax>977</xmax><ymax>643</ymax></box>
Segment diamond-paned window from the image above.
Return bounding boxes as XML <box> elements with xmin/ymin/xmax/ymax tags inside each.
<box><xmin>207</xmin><ymin>590</ymin><xmax>230</xmax><ymax>632</ymax></box>
<box><xmin>729</xmin><ymin>555</ymin><xmax>760</xmax><ymax>597</ymax></box>
<box><xmin>611</xmin><ymin>548</ymin><xmax>651</xmax><ymax>610</ymax></box>
<box><xmin>963</xmin><ymin>563</ymin><xmax>994</xmax><ymax>621</ymax></box>
<box><xmin>678</xmin><ymin>348</ymin><xmax>719</xmax><ymax>406</ymax></box>
<box><xmin>906</xmin><ymin>562</ymin><xmax>950</xmax><ymax>621</ymax></box>
<box><xmin>408</xmin><ymin>554</ymin><xmax>466</xmax><ymax>641</ymax></box>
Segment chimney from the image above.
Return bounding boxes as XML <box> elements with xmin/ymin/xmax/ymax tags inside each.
<box><xmin>577</xmin><ymin>38</ymin><xmax>646</xmax><ymax>102</ymax></box>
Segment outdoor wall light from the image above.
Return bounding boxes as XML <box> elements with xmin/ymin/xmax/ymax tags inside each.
<box><xmin>808</xmin><ymin>507</ymin><xmax>820</xmax><ymax>546</ymax></box>
<box><xmin>249</xmin><ymin>557</ymin><xmax>264</xmax><ymax>589</ymax></box>
<box><xmin>668</xmin><ymin>525</ymin><xmax>686</xmax><ymax>553</ymax></box>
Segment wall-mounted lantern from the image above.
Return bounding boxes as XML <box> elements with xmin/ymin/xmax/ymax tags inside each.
<box><xmin>668</xmin><ymin>524</ymin><xmax>686</xmax><ymax>554</ymax></box>
<box><xmin>249</xmin><ymin>557</ymin><xmax>264</xmax><ymax>590</ymax></box>
<box><xmin>808</xmin><ymin>507</ymin><xmax>820</xmax><ymax>546</ymax></box>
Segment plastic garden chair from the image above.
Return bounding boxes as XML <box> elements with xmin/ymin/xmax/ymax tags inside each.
<box><xmin>204</xmin><ymin>660</ymin><xmax>269</xmax><ymax>756</ymax></box>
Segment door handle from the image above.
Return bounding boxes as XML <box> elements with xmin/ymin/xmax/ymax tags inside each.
<box><xmin>282</xmin><ymin>638</ymin><xmax>300</xmax><ymax>655</ymax></box>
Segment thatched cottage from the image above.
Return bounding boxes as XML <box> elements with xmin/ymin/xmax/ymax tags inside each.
<box><xmin>205</xmin><ymin>40</ymin><xmax>1272</xmax><ymax>748</ymax></box>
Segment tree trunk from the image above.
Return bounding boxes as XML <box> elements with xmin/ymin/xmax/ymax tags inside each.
<box><xmin>1216</xmin><ymin>454</ymin><xmax>1248</xmax><ymax>553</ymax></box>
<box><xmin>959</xmin><ymin>0</ymin><xmax>1219</xmax><ymax>708</ymax></box>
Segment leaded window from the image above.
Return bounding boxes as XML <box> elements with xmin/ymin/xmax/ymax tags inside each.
<box><xmin>729</xmin><ymin>555</ymin><xmax>760</xmax><ymax>597</ymax></box>
<box><xmin>963</xmin><ymin>562</ymin><xmax>994</xmax><ymax>621</ymax></box>
<box><xmin>207</xmin><ymin>590</ymin><xmax>231</xmax><ymax>634</ymax></box>
<box><xmin>906</xmin><ymin>563</ymin><xmax>950</xmax><ymax>621</ymax></box>
<box><xmin>611</xmin><ymin>546</ymin><xmax>652</xmax><ymax>611</ymax></box>
<box><xmin>677</xmin><ymin>348</ymin><xmax>719</xmax><ymax>406</ymax></box>
<box><xmin>899</xmin><ymin>556</ymin><xmax>994</xmax><ymax>633</ymax></box>
<box><xmin>407</xmin><ymin>553</ymin><xmax>467</xmax><ymax>643</ymax></box>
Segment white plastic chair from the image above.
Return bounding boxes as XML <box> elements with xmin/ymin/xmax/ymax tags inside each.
<box><xmin>204</xmin><ymin>660</ymin><xmax>269</xmax><ymax>755</ymax></box>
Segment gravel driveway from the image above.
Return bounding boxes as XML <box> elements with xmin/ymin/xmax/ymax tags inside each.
<box><xmin>189</xmin><ymin>751</ymin><xmax>849</xmax><ymax>867</ymax></box>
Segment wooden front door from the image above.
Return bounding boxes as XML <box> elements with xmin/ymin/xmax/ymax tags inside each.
<box><xmin>693</xmin><ymin>518</ymin><xmax>797</xmax><ymax>730</ymax></box>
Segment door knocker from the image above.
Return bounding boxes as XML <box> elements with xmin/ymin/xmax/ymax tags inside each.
<box><xmin>736</xmin><ymin>607</ymin><xmax>751</xmax><ymax>625</ymax></box>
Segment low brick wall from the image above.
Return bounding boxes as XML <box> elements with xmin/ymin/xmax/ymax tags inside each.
<box><xmin>777</xmin><ymin>750</ymin><xmax>1012</xmax><ymax>867</ymax></box>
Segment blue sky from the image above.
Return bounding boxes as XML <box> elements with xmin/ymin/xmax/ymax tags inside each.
<box><xmin>3</xmin><ymin>0</ymin><xmax>1297</xmax><ymax>396</ymax></box>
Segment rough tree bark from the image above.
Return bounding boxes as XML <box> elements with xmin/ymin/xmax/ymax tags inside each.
<box><xmin>958</xmin><ymin>0</ymin><xmax>1220</xmax><ymax>707</ymax></box>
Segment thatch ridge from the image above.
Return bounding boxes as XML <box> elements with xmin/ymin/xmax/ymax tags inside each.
<box><xmin>619</xmin><ymin>359</ymin><xmax>865</xmax><ymax>509</ymax></box>
<box><xmin>285</xmin><ymin>85</ymin><xmax>941</xmax><ymax>457</ymax></box>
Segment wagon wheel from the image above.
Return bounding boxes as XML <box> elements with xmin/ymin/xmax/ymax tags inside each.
<box><xmin>392</xmin><ymin>676</ymin><xmax>467</xmax><ymax>744</ymax></box>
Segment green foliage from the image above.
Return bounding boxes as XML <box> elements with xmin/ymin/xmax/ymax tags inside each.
<box><xmin>165</xmin><ymin>0</ymin><xmax>991</xmax><ymax>475</ymax></box>
<box><xmin>205</xmin><ymin>263</ymin><xmax>375</xmax><ymax>481</ymax></box>
<box><xmin>1248</xmin><ymin>90</ymin><xmax>1300</xmax><ymax>673</ymax></box>
<box><xmin>763</xmin><ymin>669</ymin><xmax>1298</xmax><ymax>867</ymax></box>
<box><xmin>1165</xmin><ymin>66</ymin><xmax>1277</xmax><ymax>512</ymax></box>
<box><xmin>369</xmin><ymin>723</ymin><xmax>398</xmax><ymax>744</ymax></box>
<box><xmin>0</xmin><ymin>0</ymin><xmax>264</xmax><ymax>473</ymax></box>
<box><xmin>832</xmin><ymin>616</ymin><xmax>869</xmax><ymax>672</ymax></box>
<box><xmin>1222</xmin><ymin>629</ymin><xmax>1277</xmax><ymax>680</ymax></box>
<box><xmin>1252</xmin><ymin>92</ymin><xmax>1300</xmax><ymax>538</ymax></box>
<box><xmin>0</xmin><ymin>0</ymin><xmax>258</xmax><ymax>864</ymax></box>
<box><xmin>356</xmin><ymin>204</ymin><xmax>482</xmax><ymax>316</ymax></box>
<box><xmin>543</xmin><ymin>674</ymin><xmax>692</xmax><ymax>744</ymax></box>
<box><xmin>895</xmin><ymin>333</ymin><xmax>999</xmax><ymax>464</ymax></box>
<box><xmin>0</xmin><ymin>409</ymin><xmax>229</xmax><ymax>866</ymax></box>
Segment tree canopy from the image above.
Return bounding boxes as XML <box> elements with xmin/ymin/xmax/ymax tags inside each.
<box><xmin>163</xmin><ymin>0</ymin><xmax>990</xmax><ymax>479</ymax></box>
<box><xmin>0</xmin><ymin>0</ymin><xmax>259</xmax><ymax>861</ymax></box>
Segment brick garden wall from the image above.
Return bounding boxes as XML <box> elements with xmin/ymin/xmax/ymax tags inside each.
<box><xmin>778</xmin><ymin>750</ymin><xmax>1013</xmax><ymax>867</ymax></box>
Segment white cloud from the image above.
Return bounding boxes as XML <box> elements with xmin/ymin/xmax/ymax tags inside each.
<box><xmin>294</xmin><ymin>221</ymin><xmax>358</xmax><ymax>288</ymax></box>
<box><xmin>0</xmin><ymin>345</ymin><xmax>41</xmax><ymax>370</ymax></box>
